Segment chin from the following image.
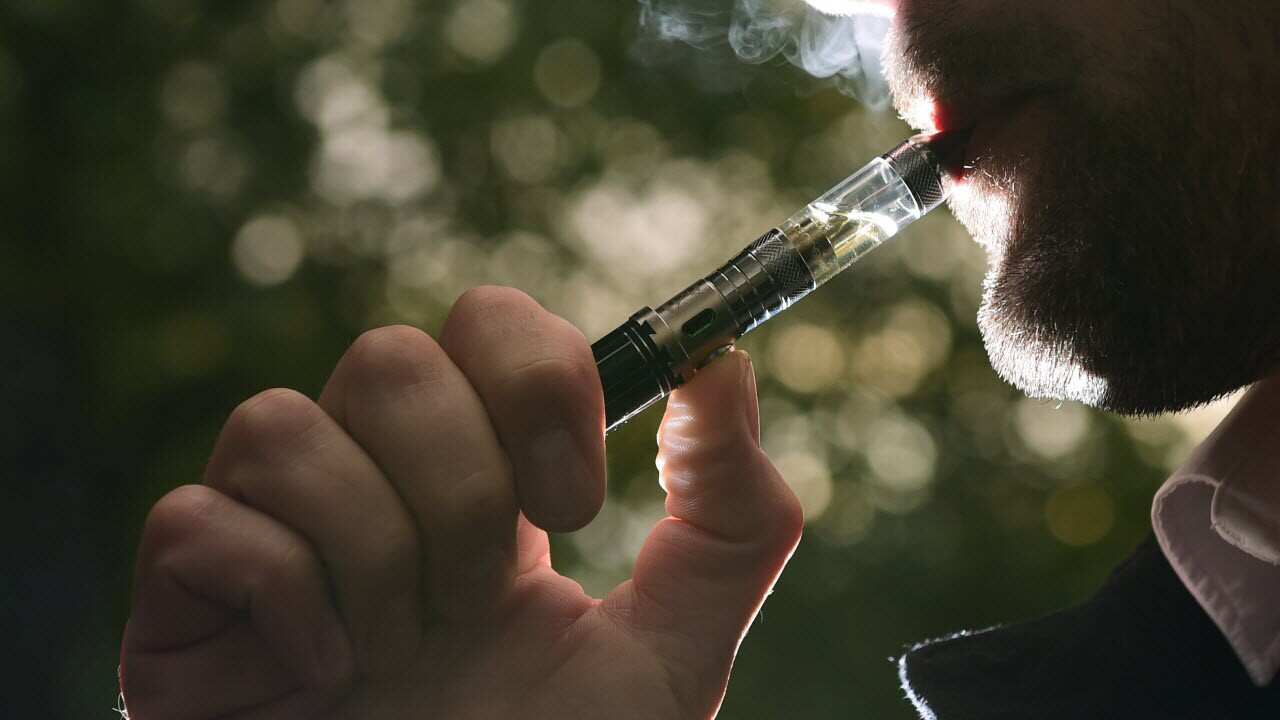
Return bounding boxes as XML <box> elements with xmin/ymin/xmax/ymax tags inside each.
<box><xmin>954</xmin><ymin>109</ymin><xmax>1280</xmax><ymax>416</ymax></box>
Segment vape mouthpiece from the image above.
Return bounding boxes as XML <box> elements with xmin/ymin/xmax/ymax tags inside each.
<box><xmin>885</xmin><ymin>136</ymin><xmax>946</xmax><ymax>211</ymax></box>
<box><xmin>594</xmin><ymin>133</ymin><xmax>951</xmax><ymax>432</ymax></box>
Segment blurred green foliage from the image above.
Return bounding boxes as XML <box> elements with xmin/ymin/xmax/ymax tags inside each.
<box><xmin>1</xmin><ymin>0</ymin><xmax>1238</xmax><ymax>717</ymax></box>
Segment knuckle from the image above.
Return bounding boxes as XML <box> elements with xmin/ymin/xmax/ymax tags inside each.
<box><xmin>507</xmin><ymin>320</ymin><xmax>599</xmax><ymax>406</ymax></box>
<box><xmin>777</xmin><ymin>485</ymin><xmax>806</xmax><ymax>540</ymax></box>
<box><xmin>223</xmin><ymin>388</ymin><xmax>320</xmax><ymax>460</ymax></box>
<box><xmin>449</xmin><ymin>286</ymin><xmax>538</xmax><ymax>328</ymax></box>
<box><xmin>141</xmin><ymin>485</ymin><xmax>221</xmax><ymax>555</ymax></box>
<box><xmin>512</xmin><ymin>345</ymin><xmax>595</xmax><ymax>390</ymax></box>
<box><xmin>359</xmin><ymin>523</ymin><xmax>420</xmax><ymax>594</ymax></box>
<box><xmin>441</xmin><ymin>286</ymin><xmax>541</xmax><ymax>349</ymax></box>
<box><xmin>257</xmin><ymin>536</ymin><xmax>321</xmax><ymax>595</ymax></box>
<box><xmin>442</xmin><ymin>286</ymin><xmax>599</xmax><ymax>405</ymax></box>
<box><xmin>445</xmin><ymin>472</ymin><xmax>516</xmax><ymax>527</ymax></box>
<box><xmin>658</xmin><ymin>430</ymin><xmax>738</xmax><ymax>479</ymax></box>
<box><xmin>758</xmin><ymin>451</ymin><xmax>806</xmax><ymax>541</ymax></box>
<box><xmin>500</xmin><ymin>349</ymin><xmax>601</xmax><ymax>425</ymax></box>
<box><xmin>345</xmin><ymin>325</ymin><xmax>444</xmax><ymax>395</ymax></box>
<box><xmin>783</xmin><ymin>484</ymin><xmax>807</xmax><ymax>527</ymax></box>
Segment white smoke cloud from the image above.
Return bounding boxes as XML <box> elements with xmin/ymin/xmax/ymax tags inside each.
<box><xmin>636</xmin><ymin>0</ymin><xmax>893</xmax><ymax>108</ymax></box>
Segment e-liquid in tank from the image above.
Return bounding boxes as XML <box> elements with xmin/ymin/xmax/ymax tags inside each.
<box><xmin>593</xmin><ymin>132</ymin><xmax>954</xmax><ymax>432</ymax></box>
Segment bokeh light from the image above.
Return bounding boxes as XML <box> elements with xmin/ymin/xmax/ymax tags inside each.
<box><xmin>445</xmin><ymin>0</ymin><xmax>518</xmax><ymax>65</ymax></box>
<box><xmin>851</xmin><ymin>299</ymin><xmax>951</xmax><ymax>397</ymax></box>
<box><xmin>1045</xmin><ymin>483</ymin><xmax>1116</xmax><ymax>546</ymax></box>
<box><xmin>179</xmin><ymin>135</ymin><xmax>251</xmax><ymax>200</ymax></box>
<box><xmin>491</xmin><ymin>115</ymin><xmax>565</xmax><ymax>184</ymax></box>
<box><xmin>159</xmin><ymin>62</ymin><xmax>226</xmax><ymax>130</ymax></box>
<box><xmin>1013</xmin><ymin>399</ymin><xmax>1091</xmax><ymax>461</ymax></box>
<box><xmin>818</xmin><ymin>483</ymin><xmax>877</xmax><ymax>545</ymax></box>
<box><xmin>232</xmin><ymin>215</ymin><xmax>306</xmax><ymax>286</ymax></box>
<box><xmin>534</xmin><ymin>38</ymin><xmax>603</xmax><ymax>108</ymax></box>
<box><xmin>775</xmin><ymin>450</ymin><xmax>836</xmax><ymax>520</ymax></box>
<box><xmin>343</xmin><ymin>0</ymin><xmax>413</xmax><ymax>48</ymax></box>
<box><xmin>770</xmin><ymin>322</ymin><xmax>846</xmax><ymax>394</ymax></box>
<box><xmin>864</xmin><ymin>411</ymin><xmax>937</xmax><ymax>511</ymax></box>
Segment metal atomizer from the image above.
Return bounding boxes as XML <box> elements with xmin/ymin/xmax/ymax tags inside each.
<box><xmin>592</xmin><ymin>133</ymin><xmax>951</xmax><ymax>432</ymax></box>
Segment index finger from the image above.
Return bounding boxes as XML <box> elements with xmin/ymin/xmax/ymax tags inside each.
<box><xmin>439</xmin><ymin>287</ymin><xmax>607</xmax><ymax>533</ymax></box>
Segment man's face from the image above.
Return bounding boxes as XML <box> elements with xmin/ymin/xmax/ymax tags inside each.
<box><xmin>883</xmin><ymin>0</ymin><xmax>1280</xmax><ymax>414</ymax></box>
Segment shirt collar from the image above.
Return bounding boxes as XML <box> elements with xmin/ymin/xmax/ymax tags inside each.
<box><xmin>1152</xmin><ymin>372</ymin><xmax>1280</xmax><ymax>686</ymax></box>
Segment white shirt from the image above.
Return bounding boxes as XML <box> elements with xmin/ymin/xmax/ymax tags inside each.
<box><xmin>1153</xmin><ymin>373</ymin><xmax>1280</xmax><ymax>687</ymax></box>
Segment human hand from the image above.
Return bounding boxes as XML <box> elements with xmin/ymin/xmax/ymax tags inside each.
<box><xmin>120</xmin><ymin>287</ymin><xmax>803</xmax><ymax>719</ymax></box>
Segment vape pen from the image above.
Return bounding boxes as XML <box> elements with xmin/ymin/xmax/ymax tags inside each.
<box><xmin>593</xmin><ymin>132</ymin><xmax>952</xmax><ymax>432</ymax></box>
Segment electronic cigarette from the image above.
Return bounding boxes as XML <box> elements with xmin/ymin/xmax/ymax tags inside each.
<box><xmin>592</xmin><ymin>132</ymin><xmax>952</xmax><ymax>432</ymax></box>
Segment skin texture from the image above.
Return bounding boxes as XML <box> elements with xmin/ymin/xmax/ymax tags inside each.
<box><xmin>886</xmin><ymin>0</ymin><xmax>1280</xmax><ymax>414</ymax></box>
<box><xmin>120</xmin><ymin>288</ymin><xmax>803</xmax><ymax>720</ymax></box>
<box><xmin>122</xmin><ymin>2</ymin><xmax>1280</xmax><ymax>717</ymax></box>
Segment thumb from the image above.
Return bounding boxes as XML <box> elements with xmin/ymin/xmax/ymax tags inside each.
<box><xmin>604</xmin><ymin>350</ymin><xmax>804</xmax><ymax>708</ymax></box>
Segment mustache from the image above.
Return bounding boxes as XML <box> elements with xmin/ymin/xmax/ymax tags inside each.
<box><xmin>883</xmin><ymin>4</ymin><xmax>1079</xmax><ymax>130</ymax></box>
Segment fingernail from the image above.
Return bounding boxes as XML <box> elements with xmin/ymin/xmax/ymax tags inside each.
<box><xmin>735</xmin><ymin>350</ymin><xmax>761</xmax><ymax>446</ymax></box>
<box><xmin>531</xmin><ymin>426</ymin><xmax>584</xmax><ymax>480</ymax></box>
<box><xmin>737</xmin><ymin>349</ymin><xmax>754</xmax><ymax>390</ymax></box>
<box><xmin>527</xmin><ymin>426</ymin><xmax>592</xmax><ymax>528</ymax></box>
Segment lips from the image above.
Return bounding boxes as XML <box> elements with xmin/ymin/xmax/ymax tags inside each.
<box><xmin>920</xmin><ymin>90</ymin><xmax>1046</xmax><ymax>181</ymax></box>
<box><xmin>883</xmin><ymin>45</ymin><xmax>1052</xmax><ymax>182</ymax></box>
<box><xmin>922</xmin><ymin>126</ymin><xmax>973</xmax><ymax>180</ymax></box>
<box><xmin>884</xmin><ymin>0</ymin><xmax>1080</xmax><ymax>189</ymax></box>
<box><xmin>933</xmin><ymin>88</ymin><xmax>1043</xmax><ymax>133</ymax></box>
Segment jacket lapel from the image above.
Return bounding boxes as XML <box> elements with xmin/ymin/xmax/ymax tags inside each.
<box><xmin>898</xmin><ymin>536</ymin><xmax>1280</xmax><ymax>719</ymax></box>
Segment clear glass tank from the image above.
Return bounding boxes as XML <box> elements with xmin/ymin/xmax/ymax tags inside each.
<box><xmin>779</xmin><ymin>155</ymin><xmax>926</xmax><ymax>291</ymax></box>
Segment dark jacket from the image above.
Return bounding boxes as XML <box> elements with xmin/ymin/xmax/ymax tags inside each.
<box><xmin>898</xmin><ymin>536</ymin><xmax>1280</xmax><ymax>719</ymax></box>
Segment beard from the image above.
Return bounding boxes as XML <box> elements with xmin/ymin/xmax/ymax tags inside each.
<box><xmin>970</xmin><ymin>111</ymin><xmax>1280</xmax><ymax>415</ymax></box>
<box><xmin>884</xmin><ymin>3</ymin><xmax>1280</xmax><ymax>415</ymax></box>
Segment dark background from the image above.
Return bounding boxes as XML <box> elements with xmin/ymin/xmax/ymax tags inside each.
<box><xmin>1</xmin><ymin>1</ymin><xmax>1237</xmax><ymax>717</ymax></box>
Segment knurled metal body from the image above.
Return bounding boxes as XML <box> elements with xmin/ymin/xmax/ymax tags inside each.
<box><xmin>593</xmin><ymin>229</ymin><xmax>816</xmax><ymax>430</ymax></box>
<box><xmin>884</xmin><ymin>135</ymin><xmax>946</xmax><ymax>212</ymax></box>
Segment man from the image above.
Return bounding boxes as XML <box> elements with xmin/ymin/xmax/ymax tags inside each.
<box><xmin>119</xmin><ymin>1</ymin><xmax>1280</xmax><ymax>717</ymax></box>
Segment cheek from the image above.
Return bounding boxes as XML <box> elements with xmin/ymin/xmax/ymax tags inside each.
<box><xmin>1043</xmin><ymin>2</ymin><xmax>1133</xmax><ymax>55</ymax></box>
